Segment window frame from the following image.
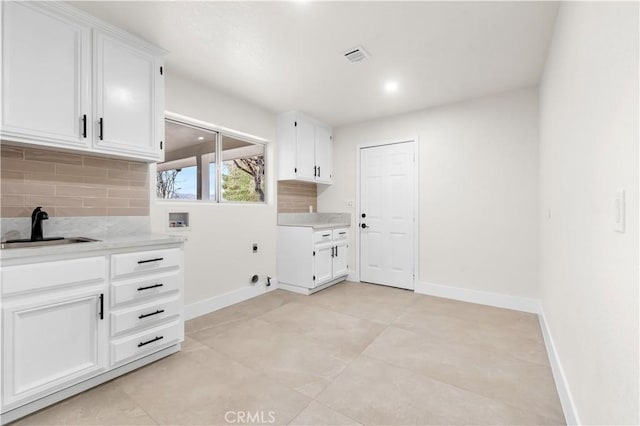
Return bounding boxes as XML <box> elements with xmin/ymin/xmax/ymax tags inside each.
<box><xmin>158</xmin><ymin>112</ymin><xmax>269</xmax><ymax>205</ymax></box>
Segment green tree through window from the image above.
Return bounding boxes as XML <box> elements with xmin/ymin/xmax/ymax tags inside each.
<box><xmin>222</xmin><ymin>157</ymin><xmax>265</xmax><ymax>202</ymax></box>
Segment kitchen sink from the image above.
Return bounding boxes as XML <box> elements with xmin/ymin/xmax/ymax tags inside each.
<box><xmin>1</xmin><ymin>237</ymin><xmax>100</xmax><ymax>249</ymax></box>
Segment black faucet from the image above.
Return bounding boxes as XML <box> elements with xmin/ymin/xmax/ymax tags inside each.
<box><xmin>30</xmin><ymin>207</ymin><xmax>49</xmax><ymax>241</ymax></box>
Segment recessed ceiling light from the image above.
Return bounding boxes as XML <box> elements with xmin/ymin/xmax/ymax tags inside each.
<box><xmin>384</xmin><ymin>80</ymin><xmax>399</xmax><ymax>93</ymax></box>
<box><xmin>198</xmin><ymin>136</ymin><xmax>204</xmax><ymax>140</ymax></box>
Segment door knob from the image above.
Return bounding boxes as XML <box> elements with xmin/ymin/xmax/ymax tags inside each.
<box><xmin>361</xmin><ymin>213</ymin><xmax>366</xmax><ymax>218</ymax></box>
<box><xmin>361</xmin><ymin>223</ymin><xmax>369</xmax><ymax>229</ymax></box>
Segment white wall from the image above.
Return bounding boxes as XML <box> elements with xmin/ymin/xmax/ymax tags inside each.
<box><xmin>318</xmin><ymin>88</ymin><xmax>539</xmax><ymax>298</ymax></box>
<box><xmin>539</xmin><ymin>2</ymin><xmax>639</xmax><ymax>424</ymax></box>
<box><xmin>151</xmin><ymin>72</ymin><xmax>278</xmax><ymax>306</ymax></box>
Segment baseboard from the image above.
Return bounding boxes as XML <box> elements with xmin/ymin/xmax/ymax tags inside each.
<box><xmin>183</xmin><ymin>280</ymin><xmax>278</xmax><ymax>321</ymax></box>
<box><xmin>415</xmin><ymin>281</ymin><xmax>540</xmax><ymax>314</ymax></box>
<box><xmin>538</xmin><ymin>306</ymin><xmax>580</xmax><ymax>425</ymax></box>
<box><xmin>414</xmin><ymin>280</ymin><xmax>577</xmax><ymax>424</ymax></box>
<box><xmin>346</xmin><ymin>269</ymin><xmax>358</xmax><ymax>282</ymax></box>
<box><xmin>279</xmin><ymin>276</ymin><xmax>347</xmax><ymax>295</ymax></box>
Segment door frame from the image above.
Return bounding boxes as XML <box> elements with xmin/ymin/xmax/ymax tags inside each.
<box><xmin>355</xmin><ymin>137</ymin><xmax>420</xmax><ymax>290</ymax></box>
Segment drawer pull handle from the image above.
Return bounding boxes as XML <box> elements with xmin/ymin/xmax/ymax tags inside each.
<box><xmin>137</xmin><ymin>283</ymin><xmax>163</xmax><ymax>291</ymax></box>
<box><xmin>138</xmin><ymin>335</ymin><xmax>163</xmax><ymax>347</ymax></box>
<box><xmin>322</xmin><ymin>233</ymin><xmax>331</xmax><ymax>237</ymax></box>
<box><xmin>138</xmin><ymin>257</ymin><xmax>164</xmax><ymax>264</ymax></box>
<box><xmin>98</xmin><ymin>293</ymin><xmax>104</xmax><ymax>320</ymax></box>
<box><xmin>339</xmin><ymin>232</ymin><xmax>346</xmax><ymax>235</ymax></box>
<box><xmin>138</xmin><ymin>309</ymin><xmax>165</xmax><ymax>319</ymax></box>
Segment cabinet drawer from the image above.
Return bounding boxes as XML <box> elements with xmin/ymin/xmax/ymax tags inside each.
<box><xmin>111</xmin><ymin>295</ymin><xmax>181</xmax><ymax>336</ymax></box>
<box><xmin>110</xmin><ymin>320</ymin><xmax>181</xmax><ymax>366</ymax></box>
<box><xmin>2</xmin><ymin>257</ymin><xmax>106</xmax><ymax>295</ymax></box>
<box><xmin>111</xmin><ymin>248</ymin><xmax>180</xmax><ymax>278</ymax></box>
<box><xmin>332</xmin><ymin>228</ymin><xmax>349</xmax><ymax>241</ymax></box>
<box><xmin>111</xmin><ymin>270</ymin><xmax>180</xmax><ymax>306</ymax></box>
<box><xmin>313</xmin><ymin>230</ymin><xmax>333</xmax><ymax>243</ymax></box>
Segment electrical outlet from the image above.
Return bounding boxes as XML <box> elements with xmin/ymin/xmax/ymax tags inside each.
<box><xmin>252</xmin><ymin>243</ymin><xmax>258</xmax><ymax>253</ymax></box>
<box><xmin>345</xmin><ymin>200</ymin><xmax>354</xmax><ymax>208</ymax></box>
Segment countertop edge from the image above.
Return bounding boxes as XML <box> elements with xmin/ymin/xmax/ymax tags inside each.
<box><xmin>277</xmin><ymin>223</ymin><xmax>351</xmax><ymax>230</ymax></box>
<box><xmin>0</xmin><ymin>234</ymin><xmax>186</xmax><ymax>261</ymax></box>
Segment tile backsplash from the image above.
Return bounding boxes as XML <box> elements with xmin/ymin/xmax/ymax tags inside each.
<box><xmin>0</xmin><ymin>144</ymin><xmax>149</xmax><ymax>217</ymax></box>
<box><xmin>277</xmin><ymin>181</ymin><xmax>317</xmax><ymax>213</ymax></box>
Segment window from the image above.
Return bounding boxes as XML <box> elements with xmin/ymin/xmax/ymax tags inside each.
<box><xmin>157</xmin><ymin>120</ymin><xmax>217</xmax><ymax>200</ymax></box>
<box><xmin>157</xmin><ymin>118</ymin><xmax>266</xmax><ymax>203</ymax></box>
<box><xmin>221</xmin><ymin>135</ymin><xmax>265</xmax><ymax>202</ymax></box>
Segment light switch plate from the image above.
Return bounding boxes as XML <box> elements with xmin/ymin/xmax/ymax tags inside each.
<box><xmin>614</xmin><ymin>189</ymin><xmax>625</xmax><ymax>233</ymax></box>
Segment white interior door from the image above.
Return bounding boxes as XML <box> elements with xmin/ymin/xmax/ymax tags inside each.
<box><xmin>360</xmin><ymin>141</ymin><xmax>415</xmax><ymax>290</ymax></box>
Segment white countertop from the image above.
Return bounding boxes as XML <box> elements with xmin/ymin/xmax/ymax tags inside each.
<box><xmin>0</xmin><ymin>233</ymin><xmax>186</xmax><ymax>261</ymax></box>
<box><xmin>278</xmin><ymin>221</ymin><xmax>350</xmax><ymax>230</ymax></box>
<box><xmin>277</xmin><ymin>212</ymin><xmax>351</xmax><ymax>230</ymax></box>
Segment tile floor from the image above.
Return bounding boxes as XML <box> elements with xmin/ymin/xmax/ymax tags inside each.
<box><xmin>14</xmin><ymin>281</ymin><xmax>565</xmax><ymax>425</ymax></box>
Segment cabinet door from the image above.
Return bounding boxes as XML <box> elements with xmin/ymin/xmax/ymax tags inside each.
<box><xmin>315</xmin><ymin>125</ymin><xmax>333</xmax><ymax>184</ymax></box>
<box><xmin>94</xmin><ymin>30</ymin><xmax>163</xmax><ymax>160</ymax></box>
<box><xmin>1</xmin><ymin>2</ymin><xmax>91</xmax><ymax>148</ymax></box>
<box><xmin>333</xmin><ymin>239</ymin><xmax>348</xmax><ymax>278</ymax></box>
<box><xmin>313</xmin><ymin>242</ymin><xmax>333</xmax><ymax>286</ymax></box>
<box><xmin>2</xmin><ymin>285</ymin><xmax>108</xmax><ymax>409</ymax></box>
<box><xmin>295</xmin><ymin>118</ymin><xmax>316</xmax><ymax>181</ymax></box>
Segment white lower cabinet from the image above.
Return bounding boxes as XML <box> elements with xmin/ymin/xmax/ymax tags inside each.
<box><xmin>333</xmin><ymin>239</ymin><xmax>348</xmax><ymax>277</ymax></box>
<box><xmin>1</xmin><ymin>259</ymin><xmax>108</xmax><ymax>411</ymax></box>
<box><xmin>277</xmin><ymin>226</ymin><xmax>349</xmax><ymax>294</ymax></box>
<box><xmin>0</xmin><ymin>242</ymin><xmax>184</xmax><ymax>422</ymax></box>
<box><xmin>314</xmin><ymin>242</ymin><xmax>334</xmax><ymax>284</ymax></box>
<box><xmin>109</xmin><ymin>247</ymin><xmax>184</xmax><ymax>367</ymax></box>
<box><xmin>110</xmin><ymin>294</ymin><xmax>181</xmax><ymax>337</ymax></box>
<box><xmin>110</xmin><ymin>319</ymin><xmax>182</xmax><ymax>365</ymax></box>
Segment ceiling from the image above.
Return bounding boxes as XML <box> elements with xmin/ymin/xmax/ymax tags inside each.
<box><xmin>165</xmin><ymin>120</ymin><xmax>253</xmax><ymax>154</ymax></box>
<box><xmin>72</xmin><ymin>1</ymin><xmax>559</xmax><ymax>127</ymax></box>
<box><xmin>165</xmin><ymin>120</ymin><xmax>216</xmax><ymax>154</ymax></box>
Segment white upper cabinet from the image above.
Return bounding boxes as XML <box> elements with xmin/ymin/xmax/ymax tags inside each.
<box><xmin>1</xmin><ymin>2</ymin><xmax>91</xmax><ymax>149</ymax></box>
<box><xmin>277</xmin><ymin>111</ymin><xmax>333</xmax><ymax>184</ymax></box>
<box><xmin>295</xmin><ymin>118</ymin><xmax>316</xmax><ymax>182</ymax></box>
<box><xmin>314</xmin><ymin>124</ymin><xmax>332</xmax><ymax>184</ymax></box>
<box><xmin>0</xmin><ymin>2</ymin><xmax>166</xmax><ymax>162</ymax></box>
<box><xmin>93</xmin><ymin>31</ymin><xmax>163</xmax><ymax>160</ymax></box>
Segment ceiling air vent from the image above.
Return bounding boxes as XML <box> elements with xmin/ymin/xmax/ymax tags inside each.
<box><xmin>343</xmin><ymin>46</ymin><xmax>369</xmax><ymax>63</ymax></box>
